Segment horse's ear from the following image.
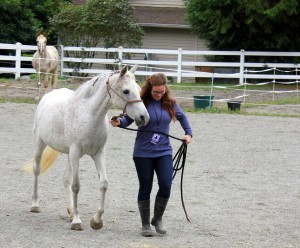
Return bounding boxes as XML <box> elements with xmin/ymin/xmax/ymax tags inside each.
<box><xmin>120</xmin><ymin>65</ymin><xmax>128</xmax><ymax>77</ymax></box>
<box><xmin>130</xmin><ymin>65</ymin><xmax>138</xmax><ymax>74</ymax></box>
<box><xmin>42</xmin><ymin>32</ymin><xmax>47</xmax><ymax>37</ymax></box>
<box><xmin>37</xmin><ymin>32</ymin><xmax>41</xmax><ymax>37</ymax></box>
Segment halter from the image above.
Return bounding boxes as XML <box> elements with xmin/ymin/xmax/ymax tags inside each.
<box><xmin>105</xmin><ymin>73</ymin><xmax>143</xmax><ymax>119</ymax></box>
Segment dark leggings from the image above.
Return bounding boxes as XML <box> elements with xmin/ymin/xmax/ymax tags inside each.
<box><xmin>133</xmin><ymin>155</ymin><xmax>173</xmax><ymax>201</ymax></box>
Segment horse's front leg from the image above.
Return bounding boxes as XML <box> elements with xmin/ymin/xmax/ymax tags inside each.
<box><xmin>90</xmin><ymin>149</ymin><xmax>108</xmax><ymax>230</ymax></box>
<box><xmin>63</xmin><ymin>156</ymin><xmax>73</xmax><ymax>221</ymax></box>
<box><xmin>35</xmin><ymin>71</ymin><xmax>42</xmax><ymax>101</ymax></box>
<box><xmin>31</xmin><ymin>139</ymin><xmax>46</xmax><ymax>213</ymax></box>
<box><xmin>69</xmin><ymin>145</ymin><xmax>83</xmax><ymax>231</ymax></box>
<box><xmin>44</xmin><ymin>70</ymin><xmax>49</xmax><ymax>93</ymax></box>
<box><xmin>51</xmin><ymin>67</ymin><xmax>58</xmax><ymax>89</ymax></box>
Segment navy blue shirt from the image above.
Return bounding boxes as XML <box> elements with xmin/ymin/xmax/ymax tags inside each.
<box><xmin>119</xmin><ymin>100</ymin><xmax>192</xmax><ymax>158</ymax></box>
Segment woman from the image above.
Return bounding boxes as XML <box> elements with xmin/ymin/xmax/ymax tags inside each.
<box><xmin>110</xmin><ymin>73</ymin><xmax>192</xmax><ymax>236</ymax></box>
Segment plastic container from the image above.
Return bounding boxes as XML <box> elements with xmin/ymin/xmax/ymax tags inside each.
<box><xmin>227</xmin><ymin>100</ymin><xmax>242</xmax><ymax>111</ymax></box>
<box><xmin>193</xmin><ymin>95</ymin><xmax>214</xmax><ymax>109</ymax></box>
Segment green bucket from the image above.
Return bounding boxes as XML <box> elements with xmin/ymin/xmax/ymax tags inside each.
<box><xmin>193</xmin><ymin>95</ymin><xmax>214</xmax><ymax>109</ymax></box>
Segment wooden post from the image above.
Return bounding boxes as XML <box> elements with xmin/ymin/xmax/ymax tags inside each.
<box><xmin>15</xmin><ymin>42</ymin><xmax>22</xmax><ymax>79</ymax></box>
<box><xmin>60</xmin><ymin>45</ymin><xmax>64</xmax><ymax>77</ymax></box>
<box><xmin>239</xmin><ymin>49</ymin><xmax>245</xmax><ymax>85</ymax></box>
<box><xmin>118</xmin><ymin>46</ymin><xmax>123</xmax><ymax>69</ymax></box>
<box><xmin>177</xmin><ymin>48</ymin><xmax>182</xmax><ymax>83</ymax></box>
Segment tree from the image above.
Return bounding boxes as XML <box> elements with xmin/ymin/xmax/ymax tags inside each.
<box><xmin>50</xmin><ymin>0</ymin><xmax>143</xmax><ymax>48</ymax></box>
<box><xmin>29</xmin><ymin>0</ymin><xmax>72</xmax><ymax>44</ymax></box>
<box><xmin>0</xmin><ymin>0</ymin><xmax>71</xmax><ymax>44</ymax></box>
<box><xmin>0</xmin><ymin>0</ymin><xmax>39</xmax><ymax>44</ymax></box>
<box><xmin>50</xmin><ymin>0</ymin><xmax>144</xmax><ymax>73</ymax></box>
<box><xmin>185</xmin><ymin>0</ymin><xmax>300</xmax><ymax>52</ymax></box>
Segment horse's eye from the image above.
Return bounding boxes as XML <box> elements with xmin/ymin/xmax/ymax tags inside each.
<box><xmin>123</xmin><ymin>89</ymin><xmax>129</xmax><ymax>95</ymax></box>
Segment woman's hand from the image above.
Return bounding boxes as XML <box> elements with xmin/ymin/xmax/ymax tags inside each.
<box><xmin>110</xmin><ymin>118</ymin><xmax>120</xmax><ymax>127</ymax></box>
<box><xmin>184</xmin><ymin>134</ymin><xmax>192</xmax><ymax>145</ymax></box>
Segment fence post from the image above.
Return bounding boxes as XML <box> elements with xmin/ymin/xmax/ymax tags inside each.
<box><xmin>239</xmin><ymin>49</ymin><xmax>245</xmax><ymax>85</ymax></box>
<box><xmin>60</xmin><ymin>45</ymin><xmax>64</xmax><ymax>77</ymax></box>
<box><xmin>118</xmin><ymin>46</ymin><xmax>123</xmax><ymax>69</ymax></box>
<box><xmin>177</xmin><ymin>48</ymin><xmax>182</xmax><ymax>83</ymax></box>
<box><xmin>15</xmin><ymin>42</ymin><xmax>22</xmax><ymax>79</ymax></box>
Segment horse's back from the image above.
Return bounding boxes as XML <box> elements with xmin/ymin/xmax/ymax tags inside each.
<box><xmin>34</xmin><ymin>88</ymin><xmax>74</xmax><ymax>152</ymax></box>
<box><xmin>40</xmin><ymin>88</ymin><xmax>72</xmax><ymax>105</ymax></box>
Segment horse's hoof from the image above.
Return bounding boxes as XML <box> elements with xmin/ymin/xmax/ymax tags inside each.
<box><xmin>71</xmin><ymin>223</ymin><xmax>83</xmax><ymax>231</ymax></box>
<box><xmin>30</xmin><ymin>206</ymin><xmax>41</xmax><ymax>213</ymax></box>
<box><xmin>90</xmin><ymin>218</ymin><xmax>103</xmax><ymax>230</ymax></box>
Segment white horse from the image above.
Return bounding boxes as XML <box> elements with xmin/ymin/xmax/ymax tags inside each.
<box><xmin>30</xmin><ymin>65</ymin><xmax>149</xmax><ymax>231</ymax></box>
<box><xmin>32</xmin><ymin>33</ymin><xmax>59</xmax><ymax>100</ymax></box>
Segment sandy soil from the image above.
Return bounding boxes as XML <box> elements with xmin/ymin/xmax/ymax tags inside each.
<box><xmin>1</xmin><ymin>77</ymin><xmax>300</xmax><ymax>116</ymax></box>
<box><xmin>0</xmin><ymin>102</ymin><xmax>299</xmax><ymax>248</ymax></box>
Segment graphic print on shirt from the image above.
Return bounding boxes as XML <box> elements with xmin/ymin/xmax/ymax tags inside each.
<box><xmin>150</xmin><ymin>133</ymin><xmax>160</xmax><ymax>145</ymax></box>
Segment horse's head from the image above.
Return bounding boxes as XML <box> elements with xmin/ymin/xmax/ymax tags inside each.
<box><xmin>37</xmin><ymin>34</ymin><xmax>47</xmax><ymax>54</ymax></box>
<box><xmin>108</xmin><ymin>65</ymin><xmax>150</xmax><ymax>126</ymax></box>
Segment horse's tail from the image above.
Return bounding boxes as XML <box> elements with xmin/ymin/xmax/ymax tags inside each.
<box><xmin>22</xmin><ymin>146</ymin><xmax>60</xmax><ymax>175</ymax></box>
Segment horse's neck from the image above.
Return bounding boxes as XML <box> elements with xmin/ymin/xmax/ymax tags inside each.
<box><xmin>39</xmin><ymin>47</ymin><xmax>47</xmax><ymax>58</ymax></box>
<box><xmin>39</xmin><ymin>46</ymin><xmax>51</xmax><ymax>58</ymax></box>
<box><xmin>77</xmin><ymin>76</ymin><xmax>112</xmax><ymax>119</ymax></box>
<box><xmin>91</xmin><ymin>92</ymin><xmax>111</xmax><ymax>119</ymax></box>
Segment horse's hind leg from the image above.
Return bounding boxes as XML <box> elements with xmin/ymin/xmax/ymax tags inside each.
<box><xmin>31</xmin><ymin>139</ymin><xmax>46</xmax><ymax>213</ymax></box>
<box><xmin>90</xmin><ymin>150</ymin><xmax>108</xmax><ymax>230</ymax></box>
<box><xmin>63</xmin><ymin>156</ymin><xmax>73</xmax><ymax>221</ymax></box>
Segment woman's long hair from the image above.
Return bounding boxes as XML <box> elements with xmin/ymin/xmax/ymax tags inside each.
<box><xmin>140</xmin><ymin>73</ymin><xmax>176</xmax><ymax>121</ymax></box>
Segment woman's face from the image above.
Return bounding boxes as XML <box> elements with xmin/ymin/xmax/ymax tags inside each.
<box><xmin>151</xmin><ymin>85</ymin><xmax>166</xmax><ymax>101</ymax></box>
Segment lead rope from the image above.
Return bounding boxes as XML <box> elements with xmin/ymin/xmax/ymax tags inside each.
<box><xmin>172</xmin><ymin>141</ymin><xmax>191</xmax><ymax>222</ymax></box>
<box><xmin>118</xmin><ymin>126</ymin><xmax>191</xmax><ymax>223</ymax></box>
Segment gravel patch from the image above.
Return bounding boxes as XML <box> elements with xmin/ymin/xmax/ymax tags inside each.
<box><xmin>0</xmin><ymin>102</ymin><xmax>299</xmax><ymax>247</ymax></box>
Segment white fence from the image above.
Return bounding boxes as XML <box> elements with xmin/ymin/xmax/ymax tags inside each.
<box><xmin>1</xmin><ymin>42</ymin><xmax>300</xmax><ymax>84</ymax></box>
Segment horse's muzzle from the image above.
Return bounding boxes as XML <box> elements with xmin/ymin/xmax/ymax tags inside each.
<box><xmin>135</xmin><ymin>114</ymin><xmax>150</xmax><ymax>126</ymax></box>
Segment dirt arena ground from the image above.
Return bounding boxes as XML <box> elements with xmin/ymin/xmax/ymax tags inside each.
<box><xmin>1</xmin><ymin>77</ymin><xmax>300</xmax><ymax>117</ymax></box>
<box><xmin>0</xmin><ymin>101</ymin><xmax>299</xmax><ymax>248</ymax></box>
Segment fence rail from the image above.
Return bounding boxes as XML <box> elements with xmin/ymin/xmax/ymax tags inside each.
<box><xmin>0</xmin><ymin>42</ymin><xmax>300</xmax><ymax>84</ymax></box>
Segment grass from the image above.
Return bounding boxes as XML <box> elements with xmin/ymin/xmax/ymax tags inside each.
<box><xmin>185</xmin><ymin>105</ymin><xmax>300</xmax><ymax>118</ymax></box>
<box><xmin>256</xmin><ymin>97</ymin><xmax>300</xmax><ymax>105</ymax></box>
<box><xmin>0</xmin><ymin>97</ymin><xmax>37</xmax><ymax>104</ymax></box>
<box><xmin>183</xmin><ymin>98</ymin><xmax>300</xmax><ymax>117</ymax></box>
<box><xmin>166</xmin><ymin>81</ymin><xmax>299</xmax><ymax>92</ymax></box>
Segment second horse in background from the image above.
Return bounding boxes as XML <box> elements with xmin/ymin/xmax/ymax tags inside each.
<box><xmin>32</xmin><ymin>33</ymin><xmax>59</xmax><ymax>100</ymax></box>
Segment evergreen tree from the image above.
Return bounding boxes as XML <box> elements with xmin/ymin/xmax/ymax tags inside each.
<box><xmin>185</xmin><ymin>0</ymin><xmax>300</xmax><ymax>52</ymax></box>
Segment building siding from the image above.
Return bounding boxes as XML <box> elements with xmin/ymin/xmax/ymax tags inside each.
<box><xmin>135</xmin><ymin>28</ymin><xmax>207</xmax><ymax>82</ymax></box>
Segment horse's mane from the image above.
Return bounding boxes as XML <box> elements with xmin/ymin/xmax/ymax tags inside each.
<box><xmin>74</xmin><ymin>74</ymin><xmax>111</xmax><ymax>99</ymax></box>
